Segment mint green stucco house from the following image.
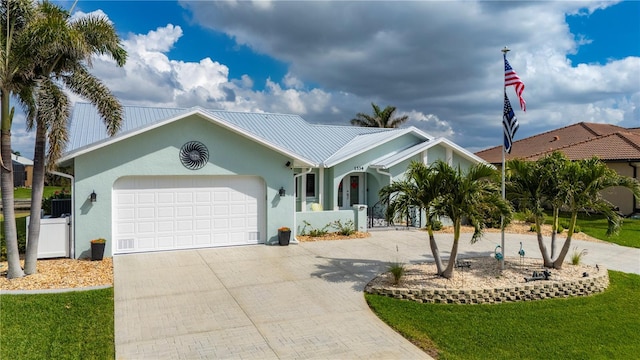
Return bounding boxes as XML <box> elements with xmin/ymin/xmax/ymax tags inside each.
<box><xmin>58</xmin><ymin>103</ymin><xmax>485</xmax><ymax>258</ymax></box>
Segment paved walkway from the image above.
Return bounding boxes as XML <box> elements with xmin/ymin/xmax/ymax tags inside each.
<box><xmin>114</xmin><ymin>230</ymin><xmax>640</xmax><ymax>359</ymax></box>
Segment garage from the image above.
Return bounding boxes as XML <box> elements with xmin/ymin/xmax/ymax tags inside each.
<box><xmin>113</xmin><ymin>175</ymin><xmax>265</xmax><ymax>254</ymax></box>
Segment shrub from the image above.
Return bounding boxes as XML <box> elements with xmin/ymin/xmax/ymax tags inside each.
<box><xmin>332</xmin><ymin>220</ymin><xmax>356</xmax><ymax>236</ymax></box>
<box><xmin>42</xmin><ymin>189</ymin><xmax>71</xmax><ymax>215</ymax></box>
<box><xmin>574</xmin><ymin>225</ymin><xmax>581</xmax><ymax>233</ymax></box>
<box><xmin>529</xmin><ymin>224</ymin><xmax>536</xmax><ymax>232</ymax></box>
<box><xmin>523</xmin><ymin>210</ymin><xmax>538</xmax><ymax>223</ymax></box>
<box><xmin>300</xmin><ymin>221</ymin><xmax>329</xmax><ymax>237</ymax></box>
<box><xmin>0</xmin><ymin>216</ymin><xmax>27</xmax><ymax>261</ymax></box>
<box><xmin>430</xmin><ymin>220</ymin><xmax>443</xmax><ymax>231</ymax></box>
<box><xmin>571</xmin><ymin>247</ymin><xmax>588</xmax><ymax>265</ymax></box>
<box><xmin>388</xmin><ymin>262</ymin><xmax>406</xmax><ymax>284</ymax></box>
<box><xmin>556</xmin><ymin>225</ymin><xmax>564</xmax><ymax>234</ymax></box>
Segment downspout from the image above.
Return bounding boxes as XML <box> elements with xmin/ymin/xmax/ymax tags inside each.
<box><xmin>293</xmin><ymin>168</ymin><xmax>313</xmax><ymax>242</ymax></box>
<box><xmin>376</xmin><ymin>167</ymin><xmax>392</xmax><ymax>184</ymax></box>
<box><xmin>49</xmin><ymin>170</ymin><xmax>75</xmax><ymax>259</ymax></box>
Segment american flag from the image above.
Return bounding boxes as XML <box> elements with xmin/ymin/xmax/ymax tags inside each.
<box><xmin>503</xmin><ymin>91</ymin><xmax>519</xmax><ymax>153</ymax></box>
<box><xmin>504</xmin><ymin>54</ymin><xmax>526</xmax><ymax>111</ymax></box>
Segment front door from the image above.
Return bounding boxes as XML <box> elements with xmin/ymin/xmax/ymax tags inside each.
<box><xmin>338</xmin><ymin>174</ymin><xmax>364</xmax><ymax>209</ymax></box>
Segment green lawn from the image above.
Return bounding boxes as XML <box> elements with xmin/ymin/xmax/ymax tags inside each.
<box><xmin>514</xmin><ymin>211</ymin><xmax>640</xmax><ymax>248</ymax></box>
<box><xmin>366</xmin><ymin>271</ymin><xmax>640</xmax><ymax>360</ymax></box>
<box><xmin>4</xmin><ymin>186</ymin><xmax>65</xmax><ymax>200</ymax></box>
<box><xmin>549</xmin><ymin>212</ymin><xmax>640</xmax><ymax>248</ymax></box>
<box><xmin>0</xmin><ymin>287</ymin><xmax>115</xmax><ymax>360</ymax></box>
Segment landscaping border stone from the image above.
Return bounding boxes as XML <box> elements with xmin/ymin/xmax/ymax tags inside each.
<box><xmin>365</xmin><ymin>267</ymin><xmax>609</xmax><ymax>304</ymax></box>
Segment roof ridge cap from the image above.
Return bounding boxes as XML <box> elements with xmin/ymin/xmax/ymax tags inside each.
<box><xmin>525</xmin><ymin>131</ymin><xmax>640</xmax><ymax>160</ymax></box>
<box><xmin>523</xmin><ymin>132</ymin><xmax>609</xmax><ymax>159</ymax></box>
<box><xmin>616</xmin><ymin>132</ymin><xmax>640</xmax><ymax>152</ymax></box>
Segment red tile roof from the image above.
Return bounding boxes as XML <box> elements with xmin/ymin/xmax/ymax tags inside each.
<box><xmin>475</xmin><ymin>122</ymin><xmax>640</xmax><ymax>164</ymax></box>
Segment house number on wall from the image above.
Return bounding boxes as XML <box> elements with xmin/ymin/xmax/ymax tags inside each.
<box><xmin>353</xmin><ymin>166</ymin><xmax>364</xmax><ymax>171</ymax></box>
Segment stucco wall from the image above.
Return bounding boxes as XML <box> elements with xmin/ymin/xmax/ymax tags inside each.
<box><xmin>72</xmin><ymin>114</ymin><xmax>294</xmax><ymax>258</ymax></box>
<box><xmin>602</xmin><ymin>162</ymin><xmax>638</xmax><ymax>215</ymax></box>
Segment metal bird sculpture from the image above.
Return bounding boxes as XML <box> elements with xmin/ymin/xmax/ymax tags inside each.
<box><xmin>518</xmin><ymin>242</ymin><xmax>525</xmax><ymax>258</ymax></box>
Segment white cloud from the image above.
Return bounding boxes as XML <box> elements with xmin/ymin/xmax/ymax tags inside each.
<box><xmin>15</xmin><ymin>1</ymin><xmax>636</xmax><ymax>159</ymax></box>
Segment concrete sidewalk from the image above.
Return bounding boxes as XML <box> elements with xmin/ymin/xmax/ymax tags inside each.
<box><xmin>114</xmin><ymin>230</ymin><xmax>639</xmax><ymax>359</ymax></box>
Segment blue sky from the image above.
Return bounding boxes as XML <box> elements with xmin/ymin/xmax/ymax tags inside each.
<box><xmin>11</xmin><ymin>1</ymin><xmax>640</xmax><ymax>159</ymax></box>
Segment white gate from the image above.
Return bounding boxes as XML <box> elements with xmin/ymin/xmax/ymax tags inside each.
<box><xmin>26</xmin><ymin>216</ymin><xmax>71</xmax><ymax>258</ymax></box>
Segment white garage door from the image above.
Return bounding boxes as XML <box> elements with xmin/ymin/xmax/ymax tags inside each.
<box><xmin>113</xmin><ymin>176</ymin><xmax>265</xmax><ymax>254</ymax></box>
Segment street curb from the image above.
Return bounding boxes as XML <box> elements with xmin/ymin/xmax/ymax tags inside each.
<box><xmin>0</xmin><ymin>284</ymin><xmax>112</xmax><ymax>295</ymax></box>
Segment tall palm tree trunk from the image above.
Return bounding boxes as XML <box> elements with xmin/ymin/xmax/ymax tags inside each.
<box><xmin>427</xmin><ymin>226</ymin><xmax>445</xmax><ymax>274</ymax></box>
<box><xmin>441</xmin><ymin>219</ymin><xmax>461</xmax><ymax>278</ymax></box>
<box><xmin>535</xmin><ymin>220</ymin><xmax>553</xmax><ymax>267</ymax></box>
<box><xmin>550</xmin><ymin>207</ymin><xmax>559</xmax><ymax>258</ymax></box>
<box><xmin>24</xmin><ymin>121</ymin><xmax>46</xmax><ymax>274</ymax></box>
<box><xmin>1</xmin><ymin>92</ymin><xmax>25</xmax><ymax>278</ymax></box>
<box><xmin>552</xmin><ymin>212</ymin><xmax>578</xmax><ymax>269</ymax></box>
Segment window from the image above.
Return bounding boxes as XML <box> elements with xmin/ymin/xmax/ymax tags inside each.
<box><xmin>306</xmin><ymin>173</ymin><xmax>315</xmax><ymax>197</ymax></box>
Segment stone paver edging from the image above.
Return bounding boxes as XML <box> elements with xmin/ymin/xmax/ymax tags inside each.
<box><xmin>365</xmin><ymin>268</ymin><xmax>610</xmax><ymax>304</ymax></box>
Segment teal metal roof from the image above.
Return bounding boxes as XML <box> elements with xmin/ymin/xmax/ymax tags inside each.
<box><xmin>64</xmin><ymin>103</ymin><xmax>424</xmax><ymax>166</ymax></box>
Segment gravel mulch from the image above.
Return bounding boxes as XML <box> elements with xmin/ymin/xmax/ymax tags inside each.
<box><xmin>0</xmin><ymin>258</ymin><xmax>113</xmax><ymax>291</ymax></box>
<box><xmin>367</xmin><ymin>256</ymin><xmax>600</xmax><ymax>291</ymax></box>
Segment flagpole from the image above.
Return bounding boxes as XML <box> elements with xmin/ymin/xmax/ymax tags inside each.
<box><xmin>500</xmin><ymin>46</ymin><xmax>510</xmax><ymax>271</ymax></box>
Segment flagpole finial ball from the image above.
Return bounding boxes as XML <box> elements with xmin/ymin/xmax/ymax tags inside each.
<box><xmin>502</xmin><ymin>46</ymin><xmax>510</xmax><ymax>54</ymax></box>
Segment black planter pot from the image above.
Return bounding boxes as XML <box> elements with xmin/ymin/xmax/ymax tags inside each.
<box><xmin>91</xmin><ymin>242</ymin><xmax>106</xmax><ymax>261</ymax></box>
<box><xmin>278</xmin><ymin>230</ymin><xmax>291</xmax><ymax>246</ymax></box>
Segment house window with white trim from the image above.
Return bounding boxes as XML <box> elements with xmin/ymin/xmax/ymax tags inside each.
<box><xmin>305</xmin><ymin>173</ymin><xmax>316</xmax><ymax>197</ymax></box>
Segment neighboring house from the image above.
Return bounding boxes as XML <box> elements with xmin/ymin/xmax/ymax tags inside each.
<box><xmin>475</xmin><ymin>122</ymin><xmax>640</xmax><ymax>216</ymax></box>
<box><xmin>11</xmin><ymin>153</ymin><xmax>33</xmax><ymax>188</ymax></box>
<box><xmin>59</xmin><ymin>103</ymin><xmax>485</xmax><ymax>259</ymax></box>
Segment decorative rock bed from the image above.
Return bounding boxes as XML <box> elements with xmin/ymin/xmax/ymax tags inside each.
<box><xmin>365</xmin><ymin>257</ymin><xmax>609</xmax><ymax>304</ymax></box>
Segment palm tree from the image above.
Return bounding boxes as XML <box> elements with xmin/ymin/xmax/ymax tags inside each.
<box><xmin>379</xmin><ymin>161</ymin><xmax>447</xmax><ymax>274</ymax></box>
<box><xmin>552</xmin><ymin>157</ymin><xmax>640</xmax><ymax>269</ymax></box>
<box><xmin>380</xmin><ymin>160</ymin><xmax>511</xmax><ymax>279</ymax></box>
<box><xmin>1</xmin><ymin>0</ymin><xmax>39</xmax><ymax>279</ymax></box>
<box><xmin>21</xmin><ymin>1</ymin><xmax>126</xmax><ymax>275</ymax></box>
<box><xmin>507</xmin><ymin>152</ymin><xmax>640</xmax><ymax>269</ymax></box>
<box><xmin>350</xmin><ymin>102</ymin><xmax>408</xmax><ymax>128</ymax></box>
<box><xmin>506</xmin><ymin>157</ymin><xmax>557</xmax><ymax>267</ymax></box>
<box><xmin>537</xmin><ymin>151</ymin><xmax>570</xmax><ymax>259</ymax></box>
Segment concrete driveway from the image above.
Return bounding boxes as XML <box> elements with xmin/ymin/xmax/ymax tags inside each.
<box><xmin>114</xmin><ymin>230</ymin><xmax>640</xmax><ymax>359</ymax></box>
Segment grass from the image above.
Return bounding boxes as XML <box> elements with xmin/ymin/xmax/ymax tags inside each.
<box><xmin>4</xmin><ymin>186</ymin><xmax>65</xmax><ymax>200</ymax></box>
<box><xmin>568</xmin><ymin>213</ymin><xmax>640</xmax><ymax>248</ymax></box>
<box><xmin>515</xmin><ymin>211</ymin><xmax>640</xmax><ymax>248</ymax></box>
<box><xmin>366</xmin><ymin>270</ymin><xmax>640</xmax><ymax>360</ymax></box>
<box><xmin>0</xmin><ymin>288</ymin><xmax>115</xmax><ymax>360</ymax></box>
<box><xmin>549</xmin><ymin>212</ymin><xmax>640</xmax><ymax>248</ymax></box>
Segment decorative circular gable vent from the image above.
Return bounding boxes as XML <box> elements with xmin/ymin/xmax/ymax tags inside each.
<box><xmin>179</xmin><ymin>141</ymin><xmax>209</xmax><ymax>170</ymax></box>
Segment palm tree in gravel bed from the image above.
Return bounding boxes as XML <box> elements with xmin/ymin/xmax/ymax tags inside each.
<box><xmin>380</xmin><ymin>160</ymin><xmax>512</xmax><ymax>279</ymax></box>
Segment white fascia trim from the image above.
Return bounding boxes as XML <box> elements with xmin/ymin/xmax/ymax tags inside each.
<box><xmin>369</xmin><ymin>141</ymin><xmax>434</xmax><ymax>169</ymax></box>
<box><xmin>58</xmin><ymin>108</ymin><xmax>316</xmax><ymax>167</ymax></box>
<box><xmin>369</xmin><ymin>137</ymin><xmax>491</xmax><ymax>170</ymax></box>
<box><xmin>323</xmin><ymin>127</ymin><xmax>427</xmax><ymax>168</ymax></box>
<box><xmin>434</xmin><ymin>137</ymin><xmax>493</xmax><ymax>166</ymax></box>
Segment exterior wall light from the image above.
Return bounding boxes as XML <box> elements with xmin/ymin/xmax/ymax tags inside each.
<box><xmin>90</xmin><ymin>190</ymin><xmax>97</xmax><ymax>203</ymax></box>
<box><xmin>279</xmin><ymin>187</ymin><xmax>286</xmax><ymax>197</ymax></box>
